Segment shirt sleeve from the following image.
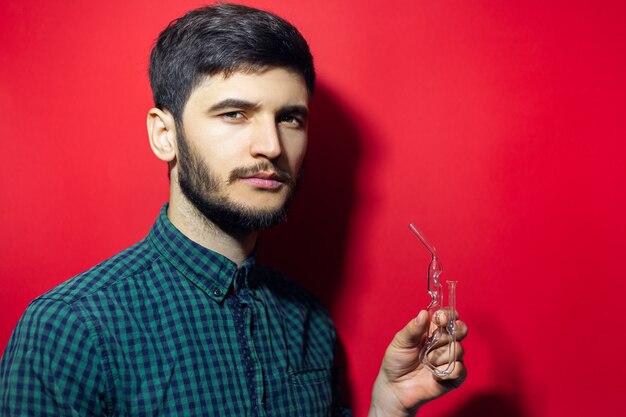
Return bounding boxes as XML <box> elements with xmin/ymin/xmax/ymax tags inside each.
<box><xmin>332</xmin><ymin>363</ymin><xmax>353</xmax><ymax>417</ymax></box>
<box><xmin>332</xmin><ymin>394</ymin><xmax>354</xmax><ymax>417</ymax></box>
<box><xmin>0</xmin><ymin>297</ymin><xmax>109</xmax><ymax>416</ymax></box>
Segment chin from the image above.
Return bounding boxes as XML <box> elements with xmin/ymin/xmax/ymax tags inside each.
<box><xmin>234</xmin><ymin>193</ymin><xmax>289</xmax><ymax>210</ymax></box>
<box><xmin>239</xmin><ymin>202</ymin><xmax>287</xmax><ymax>216</ymax></box>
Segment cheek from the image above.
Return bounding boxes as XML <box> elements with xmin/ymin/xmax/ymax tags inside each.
<box><xmin>191</xmin><ymin>147</ymin><xmax>236</xmax><ymax>178</ymax></box>
<box><xmin>283</xmin><ymin>138</ymin><xmax>307</xmax><ymax>171</ymax></box>
<box><xmin>194</xmin><ymin>138</ymin><xmax>242</xmax><ymax>167</ymax></box>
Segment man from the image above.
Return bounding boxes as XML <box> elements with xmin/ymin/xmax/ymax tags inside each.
<box><xmin>0</xmin><ymin>4</ymin><xmax>467</xmax><ymax>416</ymax></box>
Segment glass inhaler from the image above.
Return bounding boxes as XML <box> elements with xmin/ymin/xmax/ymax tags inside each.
<box><xmin>409</xmin><ymin>224</ymin><xmax>458</xmax><ymax>376</ymax></box>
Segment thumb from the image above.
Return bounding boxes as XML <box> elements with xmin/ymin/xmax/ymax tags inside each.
<box><xmin>392</xmin><ymin>310</ymin><xmax>430</xmax><ymax>350</ymax></box>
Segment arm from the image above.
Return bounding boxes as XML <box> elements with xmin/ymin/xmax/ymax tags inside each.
<box><xmin>368</xmin><ymin>310</ymin><xmax>468</xmax><ymax>417</ymax></box>
<box><xmin>0</xmin><ymin>298</ymin><xmax>108</xmax><ymax>416</ymax></box>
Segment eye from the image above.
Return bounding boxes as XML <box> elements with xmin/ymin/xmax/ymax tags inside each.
<box><xmin>221</xmin><ymin>111</ymin><xmax>246</xmax><ymax>121</ymax></box>
<box><xmin>278</xmin><ymin>115</ymin><xmax>305</xmax><ymax>128</ymax></box>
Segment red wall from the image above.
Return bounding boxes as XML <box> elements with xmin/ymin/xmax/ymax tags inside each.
<box><xmin>1</xmin><ymin>1</ymin><xmax>625</xmax><ymax>416</ymax></box>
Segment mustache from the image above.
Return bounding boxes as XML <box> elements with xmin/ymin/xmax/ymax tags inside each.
<box><xmin>227</xmin><ymin>162</ymin><xmax>293</xmax><ymax>185</ymax></box>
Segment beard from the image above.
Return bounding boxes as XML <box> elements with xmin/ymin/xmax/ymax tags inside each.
<box><xmin>176</xmin><ymin>126</ymin><xmax>302</xmax><ymax>235</ymax></box>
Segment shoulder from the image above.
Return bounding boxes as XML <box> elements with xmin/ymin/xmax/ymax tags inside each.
<box><xmin>1</xmin><ymin>288</ymin><xmax>110</xmax><ymax>415</ymax></box>
<box><xmin>36</xmin><ymin>237</ymin><xmax>158</xmax><ymax>306</ymax></box>
<box><xmin>8</xmin><ymin>237</ymin><xmax>159</xmax><ymax>354</ymax></box>
<box><xmin>1</xmin><ymin>239</ymin><xmax>159</xmax><ymax>404</ymax></box>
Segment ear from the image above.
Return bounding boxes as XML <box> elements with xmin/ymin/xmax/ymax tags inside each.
<box><xmin>147</xmin><ymin>108</ymin><xmax>177</xmax><ymax>162</ymax></box>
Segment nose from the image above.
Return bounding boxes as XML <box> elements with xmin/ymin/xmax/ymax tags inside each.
<box><xmin>249</xmin><ymin>117</ymin><xmax>282</xmax><ymax>160</ymax></box>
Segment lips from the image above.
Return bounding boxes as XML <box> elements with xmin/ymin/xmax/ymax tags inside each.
<box><xmin>244</xmin><ymin>171</ymin><xmax>280</xmax><ymax>180</ymax></box>
<box><xmin>239</xmin><ymin>171</ymin><xmax>286</xmax><ymax>189</ymax></box>
<box><xmin>228</xmin><ymin>163</ymin><xmax>293</xmax><ymax>189</ymax></box>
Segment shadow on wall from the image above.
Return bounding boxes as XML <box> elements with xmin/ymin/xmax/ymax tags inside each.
<box><xmin>444</xmin><ymin>393</ymin><xmax>525</xmax><ymax>417</ymax></box>
<box><xmin>441</xmin><ymin>315</ymin><xmax>529</xmax><ymax>417</ymax></box>
<box><xmin>258</xmin><ymin>81</ymin><xmax>361</xmax><ymax>310</ymax></box>
<box><xmin>258</xmin><ymin>80</ymin><xmax>362</xmax><ymax>409</ymax></box>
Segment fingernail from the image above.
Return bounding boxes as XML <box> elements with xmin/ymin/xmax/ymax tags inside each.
<box><xmin>433</xmin><ymin>310</ymin><xmax>446</xmax><ymax>326</ymax></box>
<box><xmin>415</xmin><ymin>310</ymin><xmax>427</xmax><ymax>326</ymax></box>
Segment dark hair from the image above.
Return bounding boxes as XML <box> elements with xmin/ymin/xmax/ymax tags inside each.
<box><xmin>149</xmin><ymin>3</ymin><xmax>315</xmax><ymax>122</ymax></box>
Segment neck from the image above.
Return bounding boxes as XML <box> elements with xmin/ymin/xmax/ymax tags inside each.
<box><xmin>167</xmin><ymin>192</ymin><xmax>258</xmax><ymax>267</ymax></box>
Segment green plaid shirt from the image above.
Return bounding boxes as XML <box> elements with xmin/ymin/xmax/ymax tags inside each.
<box><xmin>0</xmin><ymin>205</ymin><xmax>351</xmax><ymax>416</ymax></box>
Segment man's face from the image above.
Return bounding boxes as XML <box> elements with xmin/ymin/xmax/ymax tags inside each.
<box><xmin>175</xmin><ymin>67</ymin><xmax>309</xmax><ymax>234</ymax></box>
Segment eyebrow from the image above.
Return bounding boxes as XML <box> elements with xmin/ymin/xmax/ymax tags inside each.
<box><xmin>279</xmin><ymin>105</ymin><xmax>309</xmax><ymax>119</ymax></box>
<box><xmin>208</xmin><ymin>99</ymin><xmax>309</xmax><ymax>119</ymax></box>
<box><xmin>208</xmin><ymin>98</ymin><xmax>259</xmax><ymax>112</ymax></box>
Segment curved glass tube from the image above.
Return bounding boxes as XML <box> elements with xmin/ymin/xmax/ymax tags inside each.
<box><xmin>409</xmin><ymin>224</ymin><xmax>457</xmax><ymax>376</ymax></box>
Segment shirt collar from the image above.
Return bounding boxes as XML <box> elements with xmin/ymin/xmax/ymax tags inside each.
<box><xmin>147</xmin><ymin>204</ymin><xmax>256</xmax><ymax>302</ymax></box>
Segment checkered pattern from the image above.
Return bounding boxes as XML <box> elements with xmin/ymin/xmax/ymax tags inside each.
<box><xmin>0</xmin><ymin>204</ymin><xmax>352</xmax><ymax>416</ymax></box>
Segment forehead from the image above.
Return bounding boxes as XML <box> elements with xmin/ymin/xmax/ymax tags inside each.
<box><xmin>186</xmin><ymin>67</ymin><xmax>309</xmax><ymax>108</ymax></box>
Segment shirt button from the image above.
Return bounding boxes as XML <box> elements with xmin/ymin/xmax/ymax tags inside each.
<box><xmin>212</xmin><ymin>287</ymin><xmax>223</xmax><ymax>297</ymax></box>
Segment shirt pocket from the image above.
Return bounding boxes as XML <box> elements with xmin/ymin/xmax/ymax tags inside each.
<box><xmin>288</xmin><ymin>368</ymin><xmax>333</xmax><ymax>417</ymax></box>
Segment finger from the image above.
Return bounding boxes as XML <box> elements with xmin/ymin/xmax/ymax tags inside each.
<box><xmin>391</xmin><ymin>310</ymin><xmax>430</xmax><ymax>349</ymax></box>
<box><xmin>434</xmin><ymin>361</ymin><xmax>467</xmax><ymax>388</ymax></box>
<box><xmin>454</xmin><ymin>320</ymin><xmax>468</xmax><ymax>341</ymax></box>
<box><xmin>432</xmin><ymin>307</ymin><xmax>459</xmax><ymax>327</ymax></box>
<box><xmin>426</xmin><ymin>341</ymin><xmax>464</xmax><ymax>366</ymax></box>
<box><xmin>429</xmin><ymin>320</ymin><xmax>468</xmax><ymax>349</ymax></box>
